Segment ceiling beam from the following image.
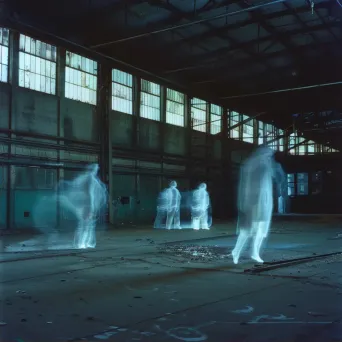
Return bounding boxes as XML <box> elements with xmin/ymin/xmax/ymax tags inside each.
<box><xmin>155</xmin><ymin>2</ymin><xmax>328</xmax><ymax>57</ymax></box>
<box><xmin>163</xmin><ymin>21</ymin><xmax>341</xmax><ymax>73</ymax></box>
<box><xmin>145</xmin><ymin>0</ymin><xmax>273</xmax><ymax>73</ymax></box>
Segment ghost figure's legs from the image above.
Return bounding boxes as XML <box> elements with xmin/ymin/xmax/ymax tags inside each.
<box><xmin>74</xmin><ymin>221</ymin><xmax>85</xmax><ymax>249</ymax></box>
<box><xmin>232</xmin><ymin>229</ymin><xmax>249</xmax><ymax>264</ymax></box>
<box><xmin>173</xmin><ymin>209</ymin><xmax>181</xmax><ymax>229</ymax></box>
<box><xmin>83</xmin><ymin>217</ymin><xmax>96</xmax><ymax>248</ymax></box>
<box><xmin>73</xmin><ymin>209</ymin><xmax>88</xmax><ymax>249</ymax></box>
<box><xmin>200</xmin><ymin>210</ymin><xmax>209</xmax><ymax>230</ymax></box>
<box><xmin>251</xmin><ymin>221</ymin><xmax>268</xmax><ymax>263</ymax></box>
<box><xmin>192</xmin><ymin>215</ymin><xmax>200</xmax><ymax>230</ymax></box>
<box><xmin>166</xmin><ymin>209</ymin><xmax>175</xmax><ymax>229</ymax></box>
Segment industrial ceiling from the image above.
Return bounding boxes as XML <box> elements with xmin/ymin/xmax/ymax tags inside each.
<box><xmin>4</xmin><ymin>0</ymin><xmax>342</xmax><ymax>146</ymax></box>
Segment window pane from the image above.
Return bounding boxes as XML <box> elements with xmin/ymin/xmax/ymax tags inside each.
<box><xmin>18</xmin><ymin>34</ymin><xmax>57</xmax><ymax>94</ymax></box>
<box><xmin>0</xmin><ymin>28</ymin><xmax>9</xmax><ymax>83</ymax></box>
<box><xmin>210</xmin><ymin>104</ymin><xmax>221</xmax><ymax>134</ymax></box>
<box><xmin>166</xmin><ymin>88</ymin><xmax>185</xmax><ymax>127</ymax></box>
<box><xmin>65</xmin><ymin>51</ymin><xmax>98</xmax><ymax>105</ymax></box>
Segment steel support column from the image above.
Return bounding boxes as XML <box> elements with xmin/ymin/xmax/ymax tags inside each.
<box><xmin>56</xmin><ymin>47</ymin><xmax>66</xmax><ymax>229</ymax></box>
<box><xmin>98</xmin><ymin>62</ymin><xmax>111</xmax><ymax>224</ymax></box>
<box><xmin>7</xmin><ymin>30</ymin><xmax>19</xmax><ymax>230</ymax></box>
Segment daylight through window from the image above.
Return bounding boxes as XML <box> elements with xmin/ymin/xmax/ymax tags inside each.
<box><xmin>191</xmin><ymin>98</ymin><xmax>207</xmax><ymax>132</ymax></box>
<box><xmin>0</xmin><ymin>28</ymin><xmax>9</xmax><ymax>83</ymax></box>
<box><xmin>229</xmin><ymin>111</ymin><xmax>240</xmax><ymax>139</ymax></box>
<box><xmin>140</xmin><ymin>79</ymin><xmax>161</xmax><ymax>121</ymax></box>
<box><xmin>19</xmin><ymin>34</ymin><xmax>57</xmax><ymax>94</ymax></box>
<box><xmin>210</xmin><ymin>104</ymin><xmax>222</xmax><ymax>135</ymax></box>
<box><xmin>112</xmin><ymin>69</ymin><xmax>133</xmax><ymax>114</ymax></box>
<box><xmin>65</xmin><ymin>51</ymin><xmax>98</xmax><ymax>105</ymax></box>
<box><xmin>166</xmin><ymin>88</ymin><xmax>185</xmax><ymax>127</ymax></box>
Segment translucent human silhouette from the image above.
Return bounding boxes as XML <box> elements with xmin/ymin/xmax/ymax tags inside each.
<box><xmin>191</xmin><ymin>183</ymin><xmax>211</xmax><ymax>230</ymax></box>
<box><xmin>232</xmin><ymin>147</ymin><xmax>286</xmax><ymax>264</ymax></box>
<box><xmin>154</xmin><ymin>180</ymin><xmax>181</xmax><ymax>229</ymax></box>
<box><xmin>154</xmin><ymin>188</ymin><xmax>169</xmax><ymax>229</ymax></box>
<box><xmin>59</xmin><ymin>164</ymin><xmax>108</xmax><ymax>249</ymax></box>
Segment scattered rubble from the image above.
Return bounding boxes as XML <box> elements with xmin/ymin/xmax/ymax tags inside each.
<box><xmin>157</xmin><ymin>244</ymin><xmax>231</xmax><ymax>263</ymax></box>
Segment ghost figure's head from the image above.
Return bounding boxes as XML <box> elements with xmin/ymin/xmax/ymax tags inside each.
<box><xmin>198</xmin><ymin>183</ymin><xmax>207</xmax><ymax>190</ymax></box>
<box><xmin>254</xmin><ymin>146</ymin><xmax>275</xmax><ymax>162</ymax></box>
<box><xmin>87</xmin><ymin>164</ymin><xmax>99</xmax><ymax>176</ymax></box>
<box><xmin>169</xmin><ymin>180</ymin><xmax>177</xmax><ymax>188</ymax></box>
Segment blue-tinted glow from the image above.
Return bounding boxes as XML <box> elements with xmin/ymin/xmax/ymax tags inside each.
<box><xmin>232</xmin><ymin>147</ymin><xmax>286</xmax><ymax>264</ymax></box>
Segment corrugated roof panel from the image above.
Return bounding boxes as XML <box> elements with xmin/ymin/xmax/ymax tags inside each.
<box><xmin>201</xmin><ymin>36</ymin><xmax>231</xmax><ymax>50</ymax></box>
<box><xmin>291</xmin><ymin>34</ymin><xmax>316</xmax><ymax>46</ymax></box>
<box><xmin>268</xmin><ymin>56</ymin><xmax>292</xmax><ymax>68</ymax></box>
<box><xmin>314</xmin><ymin>30</ymin><xmax>336</xmax><ymax>43</ymax></box>
<box><xmin>258</xmin><ymin>1</ymin><xmax>287</xmax><ymax>14</ymax></box>
<box><xmin>260</xmin><ymin>42</ymin><xmax>286</xmax><ymax>53</ymax></box>
<box><xmin>227</xmin><ymin>25</ymin><xmax>269</xmax><ymax>42</ymax></box>
<box><xmin>267</xmin><ymin>15</ymin><xmax>302</xmax><ymax>31</ymax></box>
<box><xmin>168</xmin><ymin>0</ymin><xmax>213</xmax><ymax>13</ymax></box>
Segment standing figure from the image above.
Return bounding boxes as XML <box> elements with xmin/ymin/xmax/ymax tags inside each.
<box><xmin>154</xmin><ymin>188</ymin><xmax>169</xmax><ymax>229</ymax></box>
<box><xmin>165</xmin><ymin>180</ymin><xmax>182</xmax><ymax>229</ymax></box>
<box><xmin>191</xmin><ymin>183</ymin><xmax>211</xmax><ymax>230</ymax></box>
<box><xmin>231</xmin><ymin>147</ymin><xmax>286</xmax><ymax>264</ymax></box>
<box><xmin>64</xmin><ymin>164</ymin><xmax>107</xmax><ymax>249</ymax></box>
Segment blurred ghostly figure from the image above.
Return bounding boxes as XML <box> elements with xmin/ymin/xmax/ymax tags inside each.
<box><xmin>154</xmin><ymin>188</ymin><xmax>169</xmax><ymax>229</ymax></box>
<box><xmin>191</xmin><ymin>183</ymin><xmax>211</xmax><ymax>230</ymax></box>
<box><xmin>232</xmin><ymin>147</ymin><xmax>286</xmax><ymax>264</ymax></box>
<box><xmin>165</xmin><ymin>180</ymin><xmax>181</xmax><ymax>229</ymax></box>
<box><xmin>59</xmin><ymin>164</ymin><xmax>108</xmax><ymax>249</ymax></box>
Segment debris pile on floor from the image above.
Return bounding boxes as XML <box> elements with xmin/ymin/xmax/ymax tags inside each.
<box><xmin>157</xmin><ymin>244</ymin><xmax>231</xmax><ymax>263</ymax></box>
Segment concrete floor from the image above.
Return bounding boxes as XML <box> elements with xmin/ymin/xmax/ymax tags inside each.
<box><xmin>1</xmin><ymin>216</ymin><xmax>342</xmax><ymax>342</ymax></box>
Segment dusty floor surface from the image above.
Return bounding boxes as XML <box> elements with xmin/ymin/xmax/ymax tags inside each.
<box><xmin>1</xmin><ymin>215</ymin><xmax>342</xmax><ymax>342</ymax></box>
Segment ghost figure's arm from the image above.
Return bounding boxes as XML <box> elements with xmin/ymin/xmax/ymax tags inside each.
<box><xmin>205</xmin><ymin>192</ymin><xmax>210</xmax><ymax>210</ymax></box>
<box><xmin>165</xmin><ymin>189</ymin><xmax>172</xmax><ymax>211</ymax></box>
<box><xmin>175</xmin><ymin>190</ymin><xmax>180</xmax><ymax>208</ymax></box>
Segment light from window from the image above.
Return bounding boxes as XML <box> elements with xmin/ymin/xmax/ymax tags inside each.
<box><xmin>112</xmin><ymin>69</ymin><xmax>133</xmax><ymax>114</ymax></box>
<box><xmin>288</xmin><ymin>132</ymin><xmax>297</xmax><ymax>155</ymax></box>
<box><xmin>297</xmin><ymin>172</ymin><xmax>308</xmax><ymax>195</ymax></box>
<box><xmin>258</xmin><ymin>121</ymin><xmax>264</xmax><ymax>145</ymax></box>
<box><xmin>166</xmin><ymin>88</ymin><xmax>184</xmax><ymax>127</ymax></box>
<box><xmin>265</xmin><ymin>124</ymin><xmax>277</xmax><ymax>150</ymax></box>
<box><xmin>242</xmin><ymin>115</ymin><xmax>253</xmax><ymax>143</ymax></box>
<box><xmin>287</xmin><ymin>173</ymin><xmax>295</xmax><ymax>196</ymax></box>
<box><xmin>191</xmin><ymin>98</ymin><xmax>206</xmax><ymax>132</ymax></box>
<box><xmin>0</xmin><ymin>28</ymin><xmax>9</xmax><ymax>83</ymax></box>
<box><xmin>316</xmin><ymin>144</ymin><xmax>322</xmax><ymax>154</ymax></box>
<box><xmin>19</xmin><ymin>34</ymin><xmax>57</xmax><ymax>94</ymax></box>
<box><xmin>65</xmin><ymin>51</ymin><xmax>97</xmax><ymax>105</ymax></box>
<box><xmin>140</xmin><ymin>79</ymin><xmax>160</xmax><ymax>121</ymax></box>
<box><xmin>210</xmin><ymin>104</ymin><xmax>222</xmax><ymax>134</ymax></box>
<box><xmin>229</xmin><ymin>111</ymin><xmax>240</xmax><ymax>139</ymax></box>
<box><xmin>278</xmin><ymin>129</ymin><xmax>284</xmax><ymax>152</ymax></box>
<box><xmin>307</xmin><ymin>140</ymin><xmax>315</xmax><ymax>154</ymax></box>
<box><xmin>297</xmin><ymin>137</ymin><xmax>306</xmax><ymax>155</ymax></box>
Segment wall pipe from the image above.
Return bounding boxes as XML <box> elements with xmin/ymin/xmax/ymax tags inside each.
<box><xmin>90</xmin><ymin>0</ymin><xmax>286</xmax><ymax>48</ymax></box>
<box><xmin>0</xmin><ymin>127</ymin><xmax>100</xmax><ymax>146</ymax></box>
<box><xmin>0</xmin><ymin>136</ymin><xmax>99</xmax><ymax>154</ymax></box>
<box><xmin>221</xmin><ymin>80</ymin><xmax>342</xmax><ymax>100</ymax></box>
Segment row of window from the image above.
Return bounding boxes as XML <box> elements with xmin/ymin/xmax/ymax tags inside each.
<box><xmin>0</xmin><ymin>28</ymin><xmax>338</xmax><ymax>153</ymax></box>
<box><xmin>287</xmin><ymin>171</ymin><xmax>323</xmax><ymax>196</ymax></box>
<box><xmin>230</xmin><ymin>113</ymin><xmax>337</xmax><ymax>154</ymax></box>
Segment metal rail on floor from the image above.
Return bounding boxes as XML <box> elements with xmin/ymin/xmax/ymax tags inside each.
<box><xmin>244</xmin><ymin>251</ymin><xmax>342</xmax><ymax>273</ymax></box>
